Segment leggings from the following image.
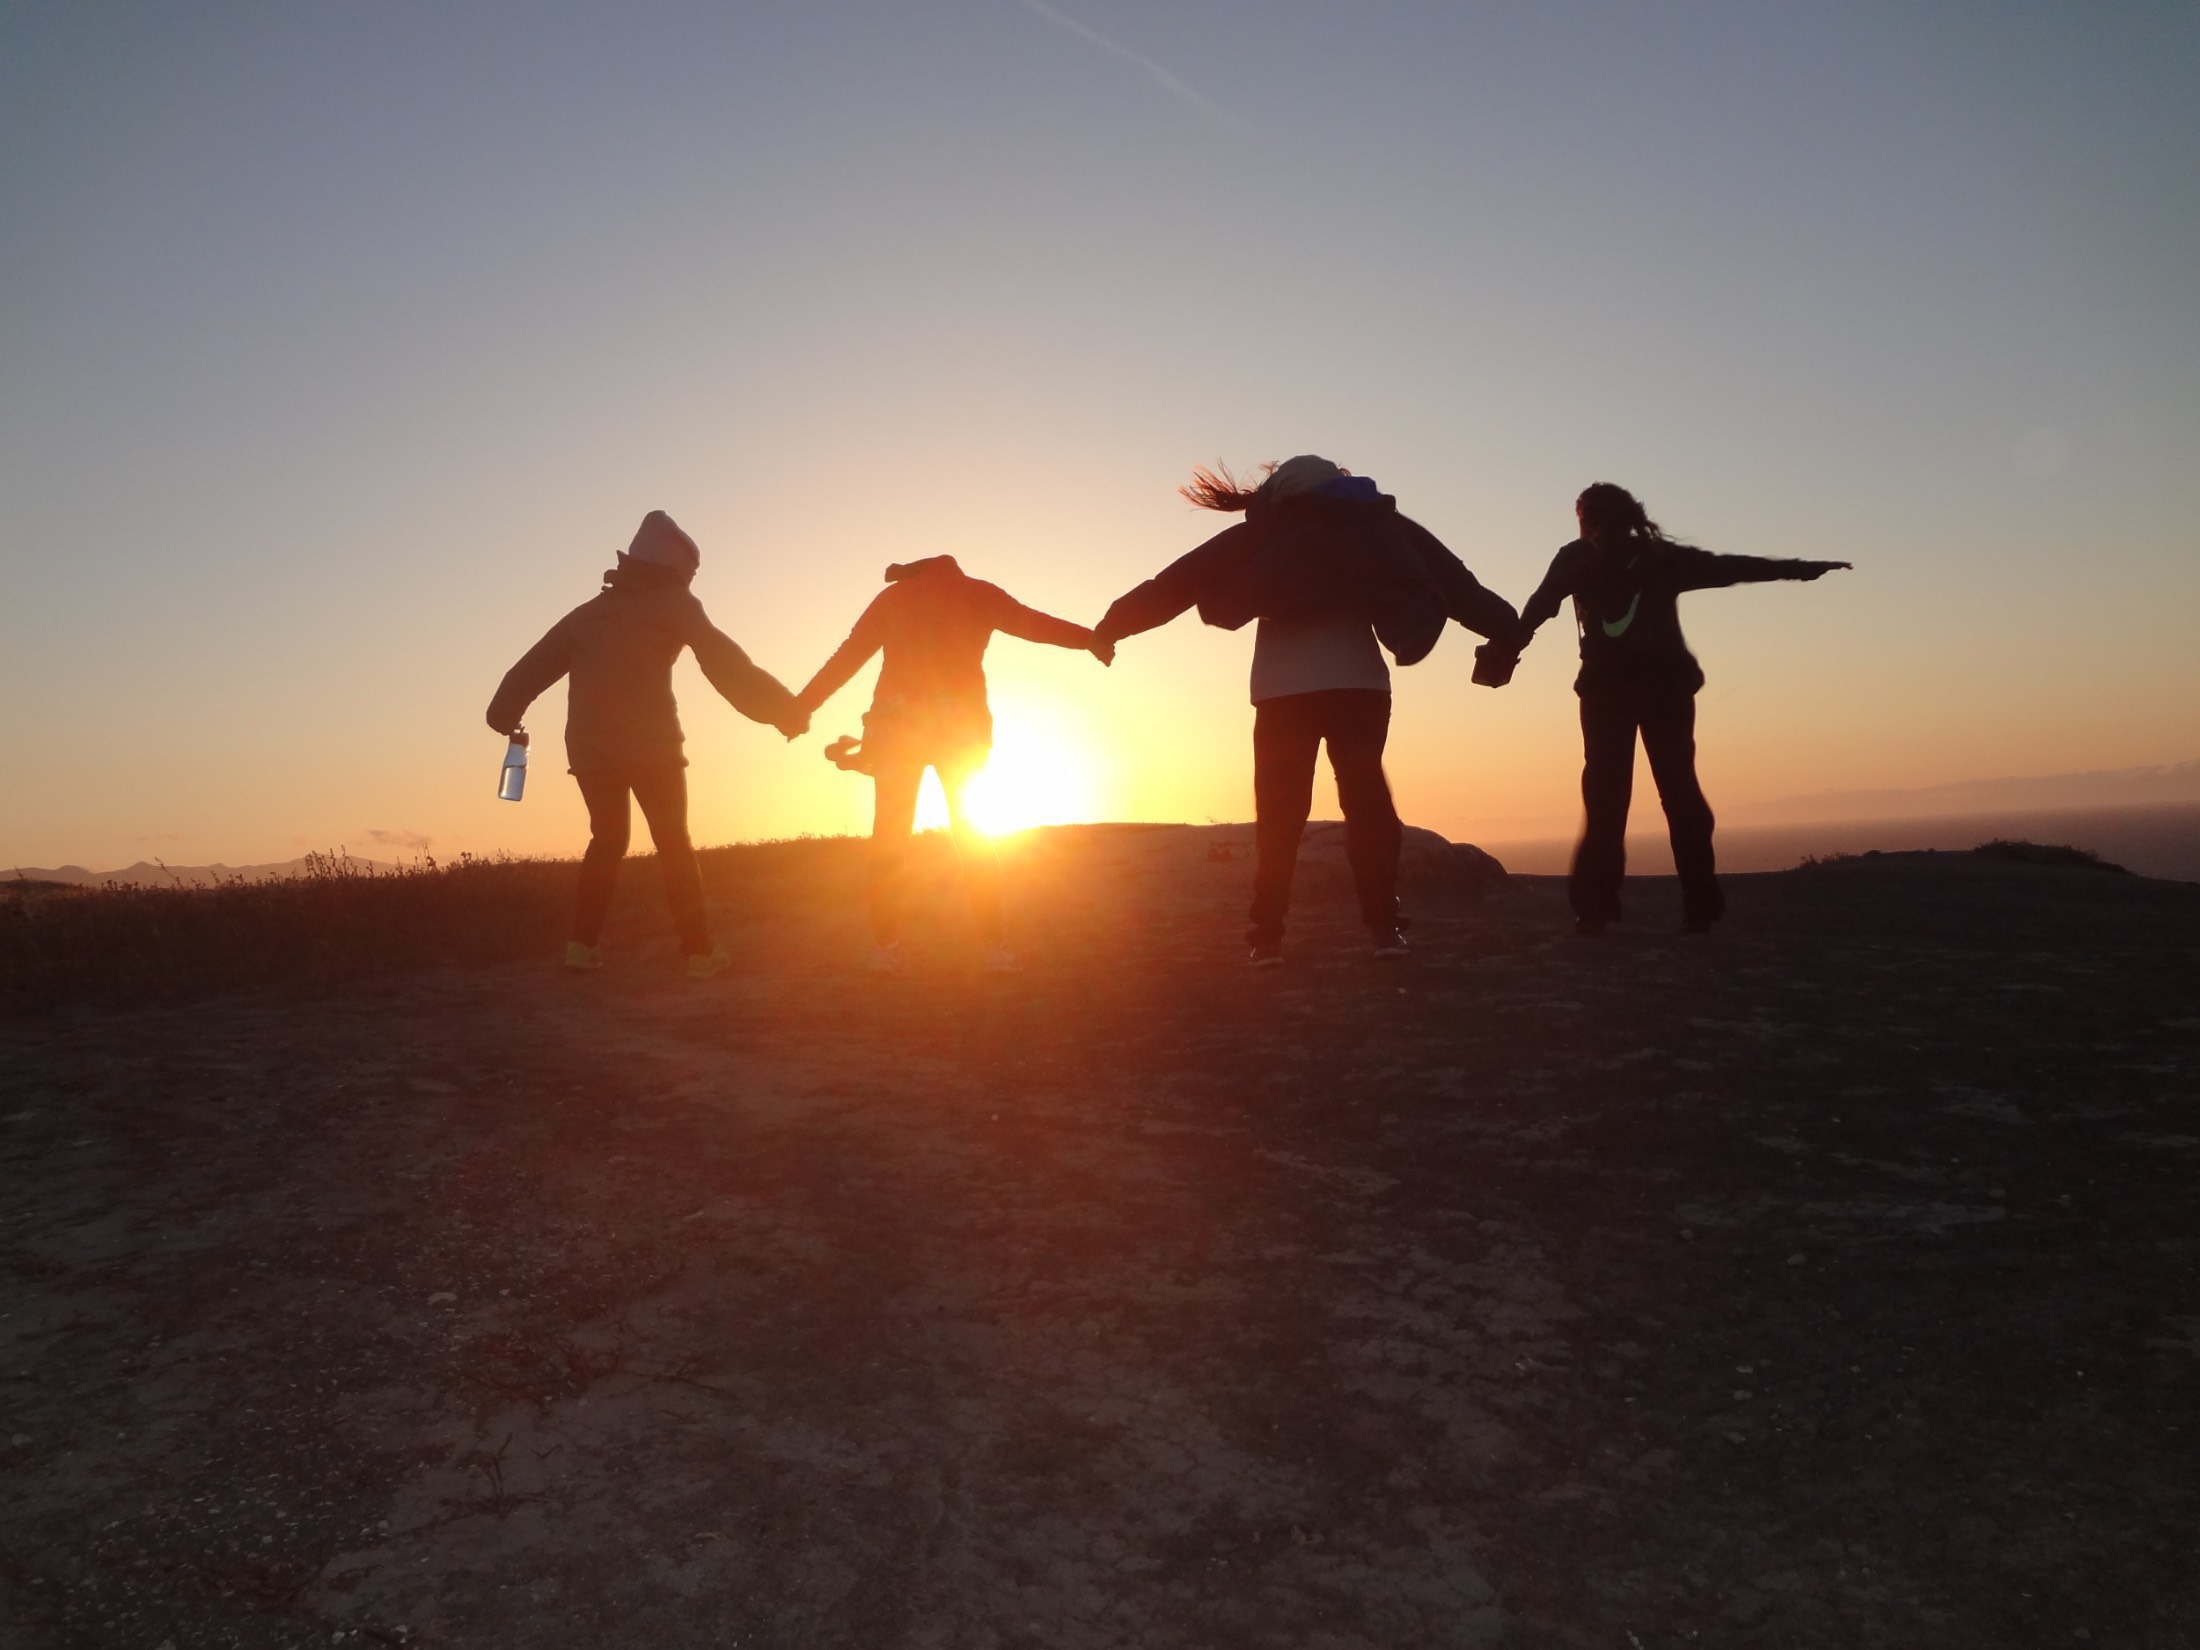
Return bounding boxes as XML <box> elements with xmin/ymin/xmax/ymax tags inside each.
<box><xmin>868</xmin><ymin>754</ymin><xmax>1002</xmax><ymax>946</ymax></box>
<box><xmin>572</xmin><ymin>766</ymin><xmax>712</xmax><ymax>954</ymax></box>
<box><xmin>1248</xmin><ymin>689</ymin><xmax>1402</xmax><ymax>941</ymax></box>
<box><xmin>1571</xmin><ymin>687</ymin><xmax>1722</xmax><ymax>926</ymax></box>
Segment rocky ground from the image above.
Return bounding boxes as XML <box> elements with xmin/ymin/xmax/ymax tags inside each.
<box><xmin>2</xmin><ymin>825</ymin><xmax>2196</xmax><ymax>1648</ymax></box>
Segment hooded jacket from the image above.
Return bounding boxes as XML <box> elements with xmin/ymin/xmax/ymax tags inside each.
<box><xmin>798</xmin><ymin>556</ymin><xmax>1091</xmax><ymax>736</ymax></box>
<box><xmin>1096</xmin><ymin>481</ymin><xmax>1518</xmax><ymax>665</ymax></box>
<box><xmin>1518</xmin><ymin>537</ymin><xmax>1825</xmax><ymax>696</ymax></box>
<box><xmin>486</xmin><ymin>563</ymin><xmax>799</xmax><ymax>770</ymax></box>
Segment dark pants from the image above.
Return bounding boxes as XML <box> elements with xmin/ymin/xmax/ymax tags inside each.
<box><xmin>1571</xmin><ymin>688</ymin><xmax>1723</xmax><ymax>926</ymax></box>
<box><xmin>1249</xmin><ymin>690</ymin><xmax>1402</xmax><ymax>941</ymax></box>
<box><xmin>573</xmin><ymin>766</ymin><xmax>712</xmax><ymax>954</ymax></box>
<box><xmin>868</xmin><ymin>753</ymin><xmax>1001</xmax><ymax>946</ymax></box>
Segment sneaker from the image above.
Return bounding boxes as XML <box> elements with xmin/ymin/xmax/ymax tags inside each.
<box><xmin>980</xmin><ymin>945</ymin><xmax>1020</xmax><ymax>975</ymax></box>
<box><xmin>684</xmin><ymin>945</ymin><xmax>732</xmax><ymax>980</ymax></box>
<box><xmin>1248</xmin><ymin>938</ymin><xmax>1284</xmax><ymax>968</ymax></box>
<box><xmin>1371</xmin><ymin>926</ymin><xmax>1410</xmax><ymax>960</ymax></box>
<box><xmin>564</xmin><ymin>941</ymin><xmax>604</xmax><ymax>971</ymax></box>
<box><xmin>866</xmin><ymin>942</ymin><xmax>907</xmax><ymax>976</ymax></box>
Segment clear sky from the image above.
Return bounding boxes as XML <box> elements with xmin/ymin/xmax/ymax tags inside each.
<box><xmin>5</xmin><ymin>2</ymin><xmax>2197</xmax><ymax>868</ymax></box>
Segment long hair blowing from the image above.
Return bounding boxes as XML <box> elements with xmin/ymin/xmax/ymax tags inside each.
<box><xmin>1576</xmin><ymin>482</ymin><xmax>1676</xmax><ymax>545</ymax></box>
<box><xmin>1181</xmin><ymin>461</ymin><xmax>1276</xmax><ymax>513</ymax></box>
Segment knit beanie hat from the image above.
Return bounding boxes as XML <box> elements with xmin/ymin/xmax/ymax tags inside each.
<box><xmin>626</xmin><ymin>510</ymin><xmax>702</xmax><ymax>574</ymax></box>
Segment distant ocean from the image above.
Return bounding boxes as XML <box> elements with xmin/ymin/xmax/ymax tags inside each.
<box><xmin>1480</xmin><ymin>802</ymin><xmax>2200</xmax><ymax>883</ymax></box>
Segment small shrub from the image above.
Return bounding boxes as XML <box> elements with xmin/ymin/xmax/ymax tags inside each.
<box><xmin>1971</xmin><ymin>838</ymin><xmax>2128</xmax><ymax>873</ymax></box>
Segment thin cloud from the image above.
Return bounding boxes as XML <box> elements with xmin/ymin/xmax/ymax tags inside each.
<box><xmin>367</xmin><ymin>828</ymin><xmax>432</xmax><ymax>852</ymax></box>
<box><xmin>1012</xmin><ymin>0</ymin><xmax>1249</xmax><ymax>130</ymax></box>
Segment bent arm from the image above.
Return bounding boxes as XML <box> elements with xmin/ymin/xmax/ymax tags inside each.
<box><xmin>485</xmin><ymin>618</ymin><xmax>572</xmax><ymax>734</ymax></box>
<box><xmin>1397</xmin><ymin>517</ymin><xmax>1521</xmax><ymax>641</ymax></box>
<box><xmin>1094</xmin><ymin>523</ymin><xmax>1249</xmax><ymax>643</ymax></box>
<box><xmin>1516</xmin><ymin>542</ymin><xmax>1585</xmax><ymax>639</ymax></box>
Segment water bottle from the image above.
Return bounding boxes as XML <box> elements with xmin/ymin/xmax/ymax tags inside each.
<box><xmin>498</xmin><ymin>728</ymin><xmax>529</xmax><ymax>802</ymax></box>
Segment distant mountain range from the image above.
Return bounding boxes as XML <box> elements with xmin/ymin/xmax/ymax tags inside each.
<box><xmin>1727</xmin><ymin>759</ymin><xmax>2200</xmax><ymax>825</ymax></box>
<box><xmin>7</xmin><ymin>855</ymin><xmax>397</xmax><ymax>888</ymax></box>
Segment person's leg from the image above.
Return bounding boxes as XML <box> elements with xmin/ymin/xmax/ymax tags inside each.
<box><xmin>868</xmin><ymin>758</ymin><xmax>925</xmax><ymax>946</ymax></box>
<box><xmin>571</xmin><ymin>771</ymin><xmax>633</xmax><ymax>945</ymax></box>
<box><xmin>1248</xmin><ymin>695</ymin><xmax>1324</xmax><ymax>944</ymax></box>
<box><xmin>938</xmin><ymin>751</ymin><xmax>1004</xmax><ymax>946</ymax></box>
<box><xmin>1323</xmin><ymin>691</ymin><xmax>1403</xmax><ymax>932</ymax></box>
<box><xmin>1570</xmin><ymin>693</ymin><xmax>1638</xmax><ymax>926</ymax></box>
<box><xmin>1640</xmin><ymin>691</ymin><xmax>1722</xmax><ymax>927</ymax></box>
<box><xmin>630</xmin><ymin>766</ymin><xmax>712</xmax><ymax>955</ymax></box>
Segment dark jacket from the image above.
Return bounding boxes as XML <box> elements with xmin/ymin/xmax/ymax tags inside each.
<box><xmin>1518</xmin><ymin>537</ymin><xmax>1824</xmax><ymax>696</ymax></box>
<box><xmin>1096</xmin><ymin>484</ymin><xmax>1518</xmax><ymax>664</ymax></box>
<box><xmin>486</xmin><ymin>566</ymin><xmax>798</xmax><ymax>771</ymax></box>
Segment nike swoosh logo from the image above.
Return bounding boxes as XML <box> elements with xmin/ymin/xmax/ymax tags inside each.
<box><xmin>1601</xmin><ymin>592</ymin><xmax>1642</xmax><ymax>638</ymax></box>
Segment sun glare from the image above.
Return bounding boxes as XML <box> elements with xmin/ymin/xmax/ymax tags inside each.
<box><xmin>912</xmin><ymin>702</ymin><xmax>1103</xmax><ymax>836</ymax></box>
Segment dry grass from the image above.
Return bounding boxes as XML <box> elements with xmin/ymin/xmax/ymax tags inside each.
<box><xmin>0</xmin><ymin>838</ymin><xmax>873</xmax><ymax>1004</ymax></box>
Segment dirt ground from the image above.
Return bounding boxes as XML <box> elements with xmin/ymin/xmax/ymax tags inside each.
<box><xmin>3</xmin><ymin>825</ymin><xmax>2197</xmax><ymax>1649</ymax></box>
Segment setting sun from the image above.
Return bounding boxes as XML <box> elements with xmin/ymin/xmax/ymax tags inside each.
<box><xmin>914</xmin><ymin>700</ymin><xmax>1105</xmax><ymax>836</ymax></box>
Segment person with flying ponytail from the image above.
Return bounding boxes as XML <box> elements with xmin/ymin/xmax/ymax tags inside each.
<box><xmin>1504</xmin><ymin>482</ymin><xmax>1850</xmax><ymax>935</ymax></box>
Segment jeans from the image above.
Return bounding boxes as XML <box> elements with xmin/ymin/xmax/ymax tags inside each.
<box><xmin>573</xmin><ymin>765</ymin><xmax>712</xmax><ymax>954</ymax></box>
<box><xmin>1248</xmin><ymin>689</ymin><xmax>1401</xmax><ymax>941</ymax></box>
<box><xmin>1571</xmin><ymin>686</ymin><xmax>1722</xmax><ymax>926</ymax></box>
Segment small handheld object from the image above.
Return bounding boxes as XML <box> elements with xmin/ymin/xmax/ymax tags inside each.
<box><xmin>1471</xmin><ymin>643</ymin><xmax>1519</xmax><ymax>689</ymax></box>
<box><xmin>498</xmin><ymin>728</ymin><xmax>529</xmax><ymax>801</ymax></box>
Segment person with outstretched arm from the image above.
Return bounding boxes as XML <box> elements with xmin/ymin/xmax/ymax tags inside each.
<box><xmin>1096</xmin><ymin>455</ymin><xmax>1521</xmax><ymax>966</ymax></box>
<box><xmin>1501</xmin><ymin>482</ymin><xmax>1850</xmax><ymax>935</ymax></box>
<box><xmin>795</xmin><ymin>555</ymin><xmax>1111</xmax><ymax>975</ymax></box>
<box><xmin>486</xmin><ymin>510</ymin><xmax>808</xmax><ymax>977</ymax></box>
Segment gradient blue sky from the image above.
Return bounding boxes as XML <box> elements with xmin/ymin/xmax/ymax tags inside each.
<box><xmin>4</xmin><ymin>2</ymin><xmax>2196</xmax><ymax>867</ymax></box>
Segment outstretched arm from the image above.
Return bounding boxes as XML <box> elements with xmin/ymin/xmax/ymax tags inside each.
<box><xmin>795</xmin><ymin>598</ymin><xmax>888</xmax><ymax>713</ymax></box>
<box><xmin>485</xmin><ymin>617</ymin><xmax>573</xmax><ymax>735</ymax></box>
<box><xmin>692</xmin><ymin>623</ymin><xmax>806</xmax><ymax>735</ymax></box>
<box><xmin>989</xmin><ymin>589</ymin><xmax>1110</xmax><ymax>664</ymax></box>
<box><xmin>1094</xmin><ymin>522</ymin><xmax>1250</xmax><ymax>644</ymax></box>
<box><xmin>1673</xmin><ymin>547</ymin><xmax>1851</xmax><ymax>591</ymax></box>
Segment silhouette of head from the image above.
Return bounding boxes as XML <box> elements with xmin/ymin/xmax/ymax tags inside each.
<box><xmin>626</xmin><ymin>510</ymin><xmax>701</xmax><ymax>576</ymax></box>
<box><xmin>1182</xmin><ymin>454</ymin><xmax>1348</xmax><ymax>512</ymax></box>
<box><xmin>1575</xmin><ymin>483</ymin><xmax>1664</xmax><ymax>546</ymax></box>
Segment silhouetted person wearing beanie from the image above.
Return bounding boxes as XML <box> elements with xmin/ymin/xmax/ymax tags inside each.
<box><xmin>1506</xmin><ymin>483</ymin><xmax>1849</xmax><ymax>934</ymax></box>
<box><xmin>1097</xmin><ymin>457</ymin><xmax>1520</xmax><ymax>965</ymax></box>
<box><xmin>796</xmin><ymin>555</ymin><xmax>1109</xmax><ymax>975</ymax></box>
<box><xmin>487</xmin><ymin>510</ymin><xmax>807</xmax><ymax>977</ymax></box>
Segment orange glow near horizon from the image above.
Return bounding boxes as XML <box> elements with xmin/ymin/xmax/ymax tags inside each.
<box><xmin>912</xmin><ymin>700</ymin><xmax>1107</xmax><ymax>837</ymax></box>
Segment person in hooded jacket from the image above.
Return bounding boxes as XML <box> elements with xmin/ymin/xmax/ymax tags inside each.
<box><xmin>1503</xmin><ymin>482</ymin><xmax>1850</xmax><ymax>935</ymax></box>
<box><xmin>1096</xmin><ymin>456</ymin><xmax>1521</xmax><ymax>965</ymax></box>
<box><xmin>487</xmin><ymin>510</ymin><xmax>807</xmax><ymax>977</ymax></box>
<box><xmin>795</xmin><ymin>555</ymin><xmax>1110</xmax><ymax>974</ymax></box>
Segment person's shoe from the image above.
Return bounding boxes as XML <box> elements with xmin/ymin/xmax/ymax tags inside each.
<box><xmin>564</xmin><ymin>941</ymin><xmax>604</xmax><ymax>971</ymax></box>
<box><xmin>1370</xmin><ymin>926</ymin><xmax>1410</xmax><ymax>960</ymax></box>
<box><xmin>980</xmin><ymin>945</ymin><xmax>1020</xmax><ymax>975</ymax></box>
<box><xmin>1248</xmin><ymin>938</ymin><xmax>1284</xmax><ymax>968</ymax></box>
<box><xmin>684</xmin><ymin>945</ymin><xmax>732</xmax><ymax>980</ymax></box>
<box><xmin>866</xmin><ymin>941</ymin><xmax>907</xmax><ymax>976</ymax></box>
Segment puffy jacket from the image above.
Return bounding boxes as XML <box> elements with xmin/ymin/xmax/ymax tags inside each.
<box><xmin>1097</xmin><ymin>483</ymin><xmax>1518</xmax><ymax>664</ymax></box>
<box><xmin>486</xmin><ymin>566</ymin><xmax>798</xmax><ymax>770</ymax></box>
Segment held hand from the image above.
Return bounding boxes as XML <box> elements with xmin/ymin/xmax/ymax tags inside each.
<box><xmin>778</xmin><ymin>707</ymin><xmax>812</xmax><ymax>741</ymax></box>
<box><xmin>1799</xmin><ymin>560</ymin><xmax>1853</xmax><ymax>581</ymax></box>
<box><xmin>1088</xmin><ymin>633</ymin><xmax>1116</xmax><ymax>667</ymax></box>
